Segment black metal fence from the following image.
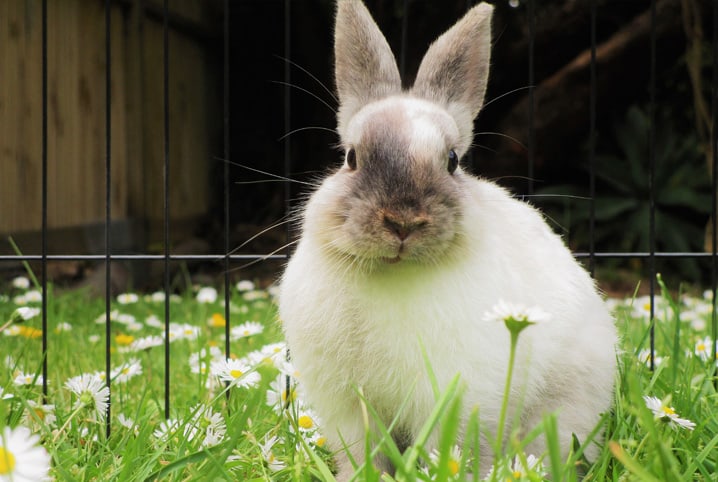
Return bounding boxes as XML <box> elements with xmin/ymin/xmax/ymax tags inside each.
<box><xmin>1</xmin><ymin>0</ymin><xmax>717</xmax><ymax>428</ymax></box>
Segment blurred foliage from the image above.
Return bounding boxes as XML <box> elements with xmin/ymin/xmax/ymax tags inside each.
<box><xmin>537</xmin><ymin>104</ymin><xmax>712</xmax><ymax>281</ymax></box>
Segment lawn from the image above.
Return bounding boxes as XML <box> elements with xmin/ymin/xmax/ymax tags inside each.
<box><xmin>1</xmin><ymin>274</ymin><xmax>717</xmax><ymax>481</ymax></box>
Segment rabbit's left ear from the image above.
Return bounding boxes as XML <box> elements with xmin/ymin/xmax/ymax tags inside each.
<box><xmin>412</xmin><ymin>3</ymin><xmax>493</xmax><ymax>139</ymax></box>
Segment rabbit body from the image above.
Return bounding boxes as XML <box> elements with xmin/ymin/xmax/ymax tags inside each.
<box><xmin>279</xmin><ymin>1</ymin><xmax>616</xmax><ymax>477</ymax></box>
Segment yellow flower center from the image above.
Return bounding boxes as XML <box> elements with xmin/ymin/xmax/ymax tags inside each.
<box><xmin>697</xmin><ymin>343</ymin><xmax>706</xmax><ymax>351</ymax></box>
<box><xmin>315</xmin><ymin>436</ymin><xmax>326</xmax><ymax>447</ymax></box>
<box><xmin>643</xmin><ymin>302</ymin><xmax>651</xmax><ymax>312</ymax></box>
<box><xmin>661</xmin><ymin>406</ymin><xmax>676</xmax><ymax>416</ymax></box>
<box><xmin>34</xmin><ymin>407</ymin><xmax>46</xmax><ymax>420</ymax></box>
<box><xmin>230</xmin><ymin>369</ymin><xmax>243</xmax><ymax>379</ymax></box>
<box><xmin>210</xmin><ymin>313</ymin><xmax>226</xmax><ymax>327</ymax></box>
<box><xmin>448</xmin><ymin>459</ymin><xmax>459</xmax><ymax>475</ymax></box>
<box><xmin>115</xmin><ymin>334</ymin><xmax>134</xmax><ymax>346</ymax></box>
<box><xmin>0</xmin><ymin>447</ymin><xmax>17</xmax><ymax>474</ymax></box>
<box><xmin>298</xmin><ymin>415</ymin><xmax>314</xmax><ymax>429</ymax></box>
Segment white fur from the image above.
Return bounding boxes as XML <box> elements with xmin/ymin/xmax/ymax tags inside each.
<box><xmin>279</xmin><ymin>1</ymin><xmax>616</xmax><ymax>478</ymax></box>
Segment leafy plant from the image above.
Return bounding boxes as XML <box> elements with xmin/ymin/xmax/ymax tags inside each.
<box><xmin>537</xmin><ymin>104</ymin><xmax>712</xmax><ymax>281</ymax></box>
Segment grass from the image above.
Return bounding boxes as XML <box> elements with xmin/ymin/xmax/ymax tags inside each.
<box><xmin>1</xmin><ymin>275</ymin><xmax>717</xmax><ymax>481</ymax></box>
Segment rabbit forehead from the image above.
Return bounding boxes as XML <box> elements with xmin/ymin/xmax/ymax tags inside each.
<box><xmin>345</xmin><ymin>96</ymin><xmax>460</xmax><ymax>161</ymax></box>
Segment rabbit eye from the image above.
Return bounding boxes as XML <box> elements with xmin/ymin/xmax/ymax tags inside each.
<box><xmin>346</xmin><ymin>148</ymin><xmax>357</xmax><ymax>170</ymax></box>
<box><xmin>447</xmin><ymin>149</ymin><xmax>459</xmax><ymax>174</ymax></box>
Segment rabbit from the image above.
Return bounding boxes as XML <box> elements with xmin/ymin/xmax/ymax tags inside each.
<box><xmin>278</xmin><ymin>0</ymin><xmax>617</xmax><ymax>478</ymax></box>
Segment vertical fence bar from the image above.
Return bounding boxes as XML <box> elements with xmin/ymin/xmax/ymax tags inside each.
<box><xmin>104</xmin><ymin>0</ymin><xmax>113</xmax><ymax>435</ymax></box>
<box><xmin>712</xmin><ymin>0</ymin><xmax>718</xmax><ymax>373</ymax></box>
<box><xmin>588</xmin><ymin>0</ymin><xmax>597</xmax><ymax>276</ymax></box>
<box><xmin>223</xmin><ymin>0</ymin><xmax>231</xmax><ymax>362</ymax></box>
<box><xmin>283</xmin><ymin>0</ymin><xmax>292</xmax><ymax>406</ymax></box>
<box><xmin>648</xmin><ymin>0</ymin><xmax>657</xmax><ymax>370</ymax></box>
<box><xmin>162</xmin><ymin>0</ymin><xmax>171</xmax><ymax>419</ymax></box>
<box><xmin>527</xmin><ymin>0</ymin><xmax>535</xmax><ymax>196</ymax></box>
<box><xmin>41</xmin><ymin>0</ymin><xmax>49</xmax><ymax>399</ymax></box>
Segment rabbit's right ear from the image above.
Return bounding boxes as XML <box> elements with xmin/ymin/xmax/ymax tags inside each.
<box><xmin>335</xmin><ymin>0</ymin><xmax>402</xmax><ymax>137</ymax></box>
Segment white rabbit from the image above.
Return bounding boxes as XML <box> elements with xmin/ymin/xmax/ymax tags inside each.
<box><xmin>279</xmin><ymin>0</ymin><xmax>616</xmax><ymax>478</ymax></box>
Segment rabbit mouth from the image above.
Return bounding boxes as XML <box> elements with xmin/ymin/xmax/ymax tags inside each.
<box><xmin>382</xmin><ymin>255</ymin><xmax>402</xmax><ymax>264</ymax></box>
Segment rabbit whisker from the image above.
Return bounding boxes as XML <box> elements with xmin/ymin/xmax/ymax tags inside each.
<box><xmin>272</xmin><ymin>80</ymin><xmax>338</xmax><ymax>114</ymax></box>
<box><xmin>278</xmin><ymin>126</ymin><xmax>338</xmax><ymax>142</ymax></box>
<box><xmin>481</xmin><ymin>85</ymin><xmax>532</xmax><ymax>110</ymax></box>
<box><xmin>274</xmin><ymin>55</ymin><xmax>339</xmax><ymax>103</ymax></box>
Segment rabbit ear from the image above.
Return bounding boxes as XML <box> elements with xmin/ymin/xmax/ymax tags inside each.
<box><xmin>335</xmin><ymin>0</ymin><xmax>402</xmax><ymax>135</ymax></box>
<box><xmin>412</xmin><ymin>3</ymin><xmax>493</xmax><ymax>147</ymax></box>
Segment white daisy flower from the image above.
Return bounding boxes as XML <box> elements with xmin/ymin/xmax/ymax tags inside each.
<box><xmin>54</xmin><ymin>322</ymin><xmax>73</xmax><ymax>333</ymax></box>
<box><xmin>88</xmin><ymin>334</ymin><xmax>101</xmax><ymax>344</ymax></box>
<box><xmin>483</xmin><ymin>300</ymin><xmax>550</xmax><ymax>325</ymax></box>
<box><xmin>23</xmin><ymin>290</ymin><xmax>42</xmax><ymax>303</ymax></box>
<box><xmin>13</xmin><ymin>372</ymin><xmax>44</xmax><ymax>387</ymax></box>
<box><xmin>117</xmin><ymin>414</ymin><xmax>139</xmax><ymax>436</ymax></box>
<box><xmin>189</xmin><ymin>404</ymin><xmax>227</xmax><ymax>448</ymax></box>
<box><xmin>115</xmin><ymin>313</ymin><xmax>137</xmax><ymax>325</ymax></box>
<box><xmin>230</xmin><ymin>321</ymin><xmax>264</xmax><ymax>340</ymax></box>
<box><xmin>703</xmin><ymin>289</ymin><xmax>714</xmax><ymax>301</ymax></box>
<box><xmin>0</xmin><ymin>425</ymin><xmax>52</xmax><ymax>481</ymax></box>
<box><xmin>196</xmin><ymin>287</ymin><xmax>218</xmax><ymax>304</ymax></box>
<box><xmin>167</xmin><ymin>323</ymin><xmax>200</xmax><ymax>342</ymax></box>
<box><xmin>145</xmin><ymin>315</ymin><xmax>163</xmax><ymax>329</ymax></box>
<box><xmin>153</xmin><ymin>418</ymin><xmax>182</xmax><ymax>442</ymax></box>
<box><xmin>150</xmin><ymin>291</ymin><xmax>166</xmax><ymax>303</ymax></box>
<box><xmin>429</xmin><ymin>445</ymin><xmax>463</xmax><ymax>477</ymax></box>
<box><xmin>484</xmin><ymin>453</ymin><xmax>545</xmax><ymax>480</ymax></box>
<box><xmin>111</xmin><ymin>359</ymin><xmax>143</xmax><ymax>383</ymax></box>
<box><xmin>210</xmin><ymin>359</ymin><xmax>261</xmax><ymax>388</ymax></box>
<box><xmin>65</xmin><ymin>373</ymin><xmax>110</xmax><ymax>421</ymax></box>
<box><xmin>643</xmin><ymin>395</ymin><xmax>696</xmax><ymax>430</ymax></box>
<box><xmin>117</xmin><ymin>293</ymin><xmax>139</xmax><ymax>305</ymax></box>
<box><xmin>243</xmin><ymin>290</ymin><xmax>268</xmax><ymax>302</ymax></box>
<box><xmin>236</xmin><ymin>280</ymin><xmax>255</xmax><ymax>292</ymax></box>
<box><xmin>294</xmin><ymin>407</ymin><xmax>321</xmax><ymax>433</ymax></box>
<box><xmin>11</xmin><ymin>276</ymin><xmax>31</xmax><ymax>290</ymax></box>
<box><xmin>127</xmin><ymin>335</ymin><xmax>164</xmax><ymax>352</ymax></box>
<box><xmin>24</xmin><ymin>400</ymin><xmax>57</xmax><ymax>428</ymax></box>
<box><xmin>694</xmin><ymin>337</ymin><xmax>713</xmax><ymax>362</ymax></box>
<box><xmin>266</xmin><ymin>375</ymin><xmax>297</xmax><ymax>409</ymax></box>
<box><xmin>189</xmin><ymin>347</ymin><xmax>224</xmax><ymax>375</ymax></box>
<box><xmin>258</xmin><ymin>435</ymin><xmax>286</xmax><ymax>472</ymax></box>
<box><xmin>11</xmin><ymin>307</ymin><xmax>41</xmax><ymax>322</ymax></box>
<box><xmin>637</xmin><ymin>349</ymin><xmax>663</xmax><ymax>367</ymax></box>
<box><xmin>0</xmin><ymin>387</ymin><xmax>13</xmax><ymax>400</ymax></box>
<box><xmin>267</xmin><ymin>284</ymin><xmax>280</xmax><ymax>299</ymax></box>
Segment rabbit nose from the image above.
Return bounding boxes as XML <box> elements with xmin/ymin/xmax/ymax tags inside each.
<box><xmin>382</xmin><ymin>211</ymin><xmax>428</xmax><ymax>241</ymax></box>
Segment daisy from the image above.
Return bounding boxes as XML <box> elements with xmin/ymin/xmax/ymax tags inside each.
<box><xmin>429</xmin><ymin>445</ymin><xmax>463</xmax><ymax>477</ymax></box>
<box><xmin>258</xmin><ymin>435</ymin><xmax>286</xmax><ymax>472</ymax></box>
<box><xmin>643</xmin><ymin>395</ymin><xmax>696</xmax><ymax>430</ymax></box>
<box><xmin>266</xmin><ymin>375</ymin><xmax>297</xmax><ymax>409</ymax></box>
<box><xmin>54</xmin><ymin>322</ymin><xmax>73</xmax><ymax>333</ymax></box>
<box><xmin>149</xmin><ymin>291</ymin><xmax>166</xmax><ymax>303</ymax></box>
<box><xmin>111</xmin><ymin>358</ymin><xmax>143</xmax><ymax>383</ymax></box>
<box><xmin>637</xmin><ymin>349</ymin><xmax>663</xmax><ymax>367</ymax></box>
<box><xmin>65</xmin><ymin>373</ymin><xmax>110</xmax><ymax>421</ymax></box>
<box><xmin>243</xmin><ymin>290</ymin><xmax>268</xmax><ymax>302</ymax></box>
<box><xmin>127</xmin><ymin>335</ymin><xmax>164</xmax><ymax>352</ymax></box>
<box><xmin>24</xmin><ymin>400</ymin><xmax>56</xmax><ymax>428</ymax></box>
<box><xmin>88</xmin><ymin>334</ymin><xmax>101</xmax><ymax>344</ymax></box>
<box><xmin>694</xmin><ymin>337</ymin><xmax>713</xmax><ymax>362</ymax></box>
<box><xmin>167</xmin><ymin>323</ymin><xmax>200</xmax><ymax>342</ymax></box>
<box><xmin>189</xmin><ymin>404</ymin><xmax>227</xmax><ymax>448</ymax></box>
<box><xmin>484</xmin><ymin>453</ymin><xmax>545</xmax><ymax>481</ymax></box>
<box><xmin>10</xmin><ymin>307</ymin><xmax>41</xmax><ymax>323</ymax></box>
<box><xmin>117</xmin><ymin>293</ymin><xmax>139</xmax><ymax>305</ymax></box>
<box><xmin>0</xmin><ymin>387</ymin><xmax>13</xmax><ymax>400</ymax></box>
<box><xmin>13</xmin><ymin>372</ymin><xmax>44</xmax><ymax>387</ymax></box>
<box><xmin>236</xmin><ymin>280</ymin><xmax>255</xmax><ymax>292</ymax></box>
<box><xmin>145</xmin><ymin>315</ymin><xmax>163</xmax><ymax>329</ymax></box>
<box><xmin>11</xmin><ymin>276</ymin><xmax>31</xmax><ymax>290</ymax></box>
<box><xmin>117</xmin><ymin>414</ymin><xmax>139</xmax><ymax>436</ymax></box>
<box><xmin>23</xmin><ymin>290</ymin><xmax>42</xmax><ymax>303</ymax></box>
<box><xmin>196</xmin><ymin>287</ymin><xmax>218</xmax><ymax>304</ymax></box>
<box><xmin>188</xmin><ymin>347</ymin><xmax>223</xmax><ymax>375</ymax></box>
<box><xmin>153</xmin><ymin>418</ymin><xmax>183</xmax><ymax>442</ymax></box>
<box><xmin>0</xmin><ymin>425</ymin><xmax>51</xmax><ymax>481</ymax></box>
<box><xmin>230</xmin><ymin>321</ymin><xmax>264</xmax><ymax>340</ymax></box>
<box><xmin>210</xmin><ymin>358</ymin><xmax>261</xmax><ymax>388</ymax></box>
<box><xmin>483</xmin><ymin>300</ymin><xmax>550</xmax><ymax>325</ymax></box>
